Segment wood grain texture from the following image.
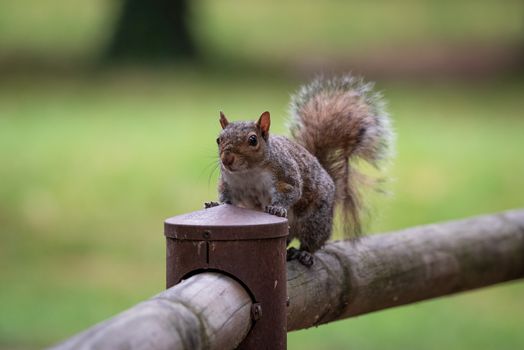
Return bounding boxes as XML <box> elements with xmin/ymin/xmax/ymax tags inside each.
<box><xmin>287</xmin><ymin>209</ymin><xmax>524</xmax><ymax>330</ymax></box>
<box><xmin>51</xmin><ymin>209</ymin><xmax>524</xmax><ymax>349</ymax></box>
<box><xmin>50</xmin><ymin>273</ymin><xmax>252</xmax><ymax>350</ymax></box>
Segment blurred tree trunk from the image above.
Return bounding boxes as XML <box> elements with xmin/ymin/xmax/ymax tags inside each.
<box><xmin>105</xmin><ymin>0</ymin><xmax>196</xmax><ymax>62</ymax></box>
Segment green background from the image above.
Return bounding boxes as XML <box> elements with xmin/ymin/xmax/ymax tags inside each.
<box><xmin>0</xmin><ymin>1</ymin><xmax>523</xmax><ymax>349</ymax></box>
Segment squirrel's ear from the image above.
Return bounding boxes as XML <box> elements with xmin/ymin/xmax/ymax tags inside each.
<box><xmin>219</xmin><ymin>111</ymin><xmax>229</xmax><ymax>129</ymax></box>
<box><xmin>257</xmin><ymin>111</ymin><xmax>271</xmax><ymax>139</ymax></box>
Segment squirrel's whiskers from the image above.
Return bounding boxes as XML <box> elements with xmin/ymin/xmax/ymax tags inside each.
<box><xmin>208</xmin><ymin>74</ymin><xmax>394</xmax><ymax>267</ymax></box>
<box><xmin>200</xmin><ymin>156</ymin><xmax>220</xmax><ymax>189</ymax></box>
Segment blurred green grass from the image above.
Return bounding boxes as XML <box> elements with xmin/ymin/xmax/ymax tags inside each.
<box><xmin>197</xmin><ymin>0</ymin><xmax>524</xmax><ymax>63</ymax></box>
<box><xmin>1</xmin><ymin>70</ymin><xmax>523</xmax><ymax>349</ymax></box>
<box><xmin>1</xmin><ymin>0</ymin><xmax>524</xmax><ymax>349</ymax></box>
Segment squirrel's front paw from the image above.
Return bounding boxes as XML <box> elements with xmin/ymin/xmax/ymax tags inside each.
<box><xmin>204</xmin><ymin>201</ymin><xmax>220</xmax><ymax>209</ymax></box>
<box><xmin>297</xmin><ymin>251</ymin><xmax>314</xmax><ymax>267</ymax></box>
<box><xmin>287</xmin><ymin>247</ymin><xmax>314</xmax><ymax>267</ymax></box>
<box><xmin>265</xmin><ymin>205</ymin><xmax>287</xmax><ymax>218</ymax></box>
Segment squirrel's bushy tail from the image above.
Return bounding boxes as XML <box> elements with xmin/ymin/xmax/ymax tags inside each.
<box><xmin>288</xmin><ymin>74</ymin><xmax>394</xmax><ymax>236</ymax></box>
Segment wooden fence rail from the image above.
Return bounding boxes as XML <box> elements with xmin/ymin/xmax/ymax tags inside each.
<box><xmin>51</xmin><ymin>209</ymin><xmax>524</xmax><ymax>350</ymax></box>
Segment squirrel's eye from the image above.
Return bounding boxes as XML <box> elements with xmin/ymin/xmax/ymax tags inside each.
<box><xmin>216</xmin><ymin>137</ymin><xmax>220</xmax><ymax>145</ymax></box>
<box><xmin>248</xmin><ymin>134</ymin><xmax>258</xmax><ymax>146</ymax></box>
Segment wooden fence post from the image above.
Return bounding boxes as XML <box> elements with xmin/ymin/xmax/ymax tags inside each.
<box><xmin>165</xmin><ymin>204</ymin><xmax>289</xmax><ymax>349</ymax></box>
<box><xmin>50</xmin><ymin>272</ymin><xmax>252</xmax><ymax>350</ymax></box>
<box><xmin>49</xmin><ymin>208</ymin><xmax>524</xmax><ymax>350</ymax></box>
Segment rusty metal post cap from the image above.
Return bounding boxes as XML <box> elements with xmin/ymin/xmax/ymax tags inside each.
<box><xmin>164</xmin><ymin>204</ymin><xmax>288</xmax><ymax>349</ymax></box>
<box><xmin>164</xmin><ymin>204</ymin><xmax>288</xmax><ymax>241</ymax></box>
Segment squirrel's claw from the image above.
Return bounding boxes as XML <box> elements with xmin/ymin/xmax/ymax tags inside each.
<box><xmin>287</xmin><ymin>247</ymin><xmax>314</xmax><ymax>267</ymax></box>
<box><xmin>298</xmin><ymin>251</ymin><xmax>314</xmax><ymax>267</ymax></box>
<box><xmin>265</xmin><ymin>205</ymin><xmax>287</xmax><ymax>218</ymax></box>
<box><xmin>204</xmin><ymin>201</ymin><xmax>220</xmax><ymax>209</ymax></box>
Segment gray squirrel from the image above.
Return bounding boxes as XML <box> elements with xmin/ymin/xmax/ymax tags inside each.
<box><xmin>206</xmin><ymin>74</ymin><xmax>394</xmax><ymax>266</ymax></box>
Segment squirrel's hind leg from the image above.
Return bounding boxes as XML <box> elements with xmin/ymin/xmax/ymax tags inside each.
<box><xmin>289</xmin><ymin>200</ymin><xmax>333</xmax><ymax>267</ymax></box>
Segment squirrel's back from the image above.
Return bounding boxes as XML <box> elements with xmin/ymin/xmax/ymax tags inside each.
<box><xmin>288</xmin><ymin>74</ymin><xmax>394</xmax><ymax>235</ymax></box>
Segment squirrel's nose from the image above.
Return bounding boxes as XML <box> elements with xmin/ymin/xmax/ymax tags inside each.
<box><xmin>221</xmin><ymin>152</ymin><xmax>235</xmax><ymax>167</ymax></box>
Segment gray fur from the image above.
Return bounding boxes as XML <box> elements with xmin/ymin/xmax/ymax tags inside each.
<box><xmin>289</xmin><ymin>74</ymin><xmax>394</xmax><ymax>164</ymax></box>
<box><xmin>218</xmin><ymin>133</ymin><xmax>335</xmax><ymax>256</ymax></box>
<box><xmin>214</xmin><ymin>75</ymin><xmax>394</xmax><ymax>265</ymax></box>
<box><xmin>288</xmin><ymin>74</ymin><xmax>394</xmax><ymax>235</ymax></box>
